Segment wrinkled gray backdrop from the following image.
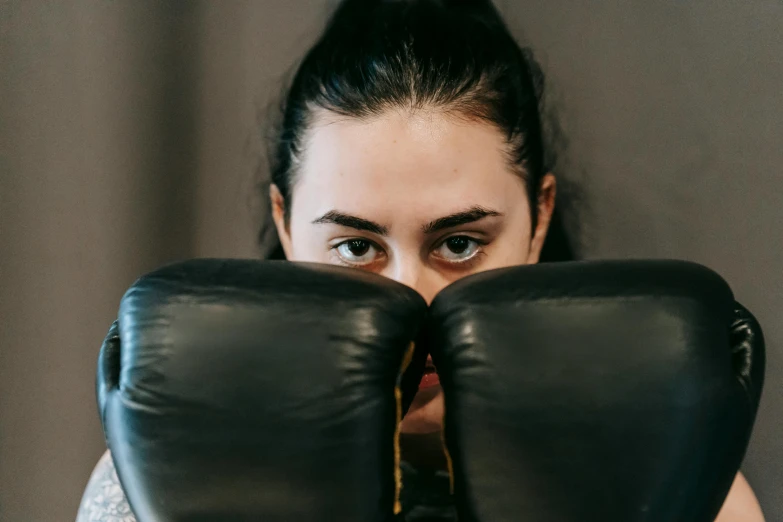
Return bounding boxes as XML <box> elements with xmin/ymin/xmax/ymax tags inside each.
<box><xmin>1</xmin><ymin>1</ymin><xmax>781</xmax><ymax>521</ymax></box>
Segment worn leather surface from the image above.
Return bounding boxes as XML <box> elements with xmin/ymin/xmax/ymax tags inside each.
<box><xmin>98</xmin><ymin>259</ymin><xmax>427</xmax><ymax>522</ymax></box>
<box><xmin>430</xmin><ymin>260</ymin><xmax>764</xmax><ymax>522</ymax></box>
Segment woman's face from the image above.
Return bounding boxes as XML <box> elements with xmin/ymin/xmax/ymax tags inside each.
<box><xmin>272</xmin><ymin>109</ymin><xmax>554</xmax><ymax>434</ymax></box>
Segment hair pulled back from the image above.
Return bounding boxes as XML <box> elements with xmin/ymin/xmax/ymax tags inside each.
<box><xmin>261</xmin><ymin>0</ymin><xmax>574</xmax><ymax>261</ymax></box>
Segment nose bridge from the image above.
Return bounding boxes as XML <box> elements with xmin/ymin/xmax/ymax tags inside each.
<box><xmin>389</xmin><ymin>256</ymin><xmax>438</xmax><ymax>304</ymax></box>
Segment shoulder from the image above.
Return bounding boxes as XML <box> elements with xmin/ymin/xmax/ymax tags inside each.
<box><xmin>715</xmin><ymin>472</ymin><xmax>765</xmax><ymax>522</ymax></box>
<box><xmin>75</xmin><ymin>450</ymin><xmax>136</xmax><ymax>522</ymax></box>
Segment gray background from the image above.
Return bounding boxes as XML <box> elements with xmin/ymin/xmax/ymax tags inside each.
<box><xmin>1</xmin><ymin>1</ymin><xmax>780</xmax><ymax>521</ymax></box>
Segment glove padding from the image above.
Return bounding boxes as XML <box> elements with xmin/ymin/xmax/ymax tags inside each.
<box><xmin>429</xmin><ymin>260</ymin><xmax>764</xmax><ymax>522</ymax></box>
<box><xmin>97</xmin><ymin>259</ymin><xmax>427</xmax><ymax>522</ymax></box>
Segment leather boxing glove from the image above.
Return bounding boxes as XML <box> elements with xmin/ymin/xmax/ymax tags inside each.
<box><xmin>97</xmin><ymin>259</ymin><xmax>428</xmax><ymax>522</ymax></box>
<box><xmin>429</xmin><ymin>260</ymin><xmax>764</xmax><ymax>522</ymax></box>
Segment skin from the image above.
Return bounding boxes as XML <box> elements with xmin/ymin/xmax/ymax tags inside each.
<box><xmin>270</xmin><ymin>108</ymin><xmax>765</xmax><ymax>521</ymax></box>
<box><xmin>272</xmin><ymin>108</ymin><xmax>554</xmax><ymax>435</ymax></box>
<box><xmin>76</xmin><ymin>108</ymin><xmax>764</xmax><ymax>522</ymax></box>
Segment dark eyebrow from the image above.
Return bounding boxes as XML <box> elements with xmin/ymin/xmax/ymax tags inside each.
<box><xmin>312</xmin><ymin>211</ymin><xmax>389</xmax><ymax>235</ymax></box>
<box><xmin>422</xmin><ymin>206</ymin><xmax>502</xmax><ymax>234</ymax></box>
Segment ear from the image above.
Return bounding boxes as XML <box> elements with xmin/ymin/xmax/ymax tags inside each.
<box><xmin>526</xmin><ymin>173</ymin><xmax>556</xmax><ymax>264</ymax></box>
<box><xmin>269</xmin><ymin>184</ymin><xmax>293</xmax><ymax>259</ymax></box>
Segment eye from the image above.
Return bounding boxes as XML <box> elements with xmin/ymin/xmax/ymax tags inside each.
<box><xmin>335</xmin><ymin>239</ymin><xmax>380</xmax><ymax>265</ymax></box>
<box><xmin>433</xmin><ymin>236</ymin><xmax>481</xmax><ymax>263</ymax></box>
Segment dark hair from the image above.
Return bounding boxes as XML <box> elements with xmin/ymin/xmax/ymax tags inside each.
<box><xmin>260</xmin><ymin>0</ymin><xmax>575</xmax><ymax>261</ymax></box>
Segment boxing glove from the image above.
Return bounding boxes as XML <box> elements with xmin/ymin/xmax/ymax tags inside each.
<box><xmin>97</xmin><ymin>259</ymin><xmax>428</xmax><ymax>522</ymax></box>
<box><xmin>429</xmin><ymin>260</ymin><xmax>764</xmax><ymax>522</ymax></box>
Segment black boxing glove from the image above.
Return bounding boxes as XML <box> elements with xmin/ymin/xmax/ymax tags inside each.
<box><xmin>429</xmin><ymin>260</ymin><xmax>764</xmax><ymax>522</ymax></box>
<box><xmin>97</xmin><ymin>259</ymin><xmax>427</xmax><ymax>522</ymax></box>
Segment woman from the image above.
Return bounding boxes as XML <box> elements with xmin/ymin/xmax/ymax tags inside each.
<box><xmin>77</xmin><ymin>1</ymin><xmax>764</xmax><ymax>520</ymax></box>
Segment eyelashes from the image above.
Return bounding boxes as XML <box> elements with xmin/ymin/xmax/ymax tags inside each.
<box><xmin>432</xmin><ymin>236</ymin><xmax>482</xmax><ymax>263</ymax></box>
<box><xmin>330</xmin><ymin>235</ymin><xmax>488</xmax><ymax>269</ymax></box>
<box><xmin>334</xmin><ymin>239</ymin><xmax>379</xmax><ymax>265</ymax></box>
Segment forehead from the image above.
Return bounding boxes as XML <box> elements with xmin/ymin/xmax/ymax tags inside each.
<box><xmin>293</xmin><ymin>109</ymin><xmax>528</xmax><ymax>222</ymax></box>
